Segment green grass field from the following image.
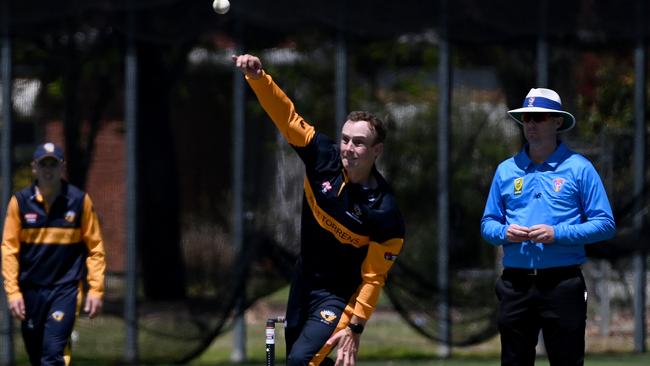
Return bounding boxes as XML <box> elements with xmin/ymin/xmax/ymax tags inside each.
<box><xmin>10</xmin><ymin>312</ymin><xmax>650</xmax><ymax>366</ymax></box>
<box><xmin>8</xmin><ymin>286</ymin><xmax>650</xmax><ymax>365</ymax></box>
<box><xmin>190</xmin><ymin>290</ymin><xmax>650</xmax><ymax>366</ymax></box>
<box><xmin>190</xmin><ymin>317</ymin><xmax>650</xmax><ymax>366</ymax></box>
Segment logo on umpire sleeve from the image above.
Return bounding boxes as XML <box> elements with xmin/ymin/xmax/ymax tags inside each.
<box><xmin>52</xmin><ymin>311</ymin><xmax>65</xmax><ymax>322</ymax></box>
<box><xmin>319</xmin><ymin>309</ymin><xmax>337</xmax><ymax>324</ymax></box>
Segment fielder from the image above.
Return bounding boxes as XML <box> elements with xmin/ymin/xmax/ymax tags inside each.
<box><xmin>2</xmin><ymin>142</ymin><xmax>106</xmax><ymax>366</ymax></box>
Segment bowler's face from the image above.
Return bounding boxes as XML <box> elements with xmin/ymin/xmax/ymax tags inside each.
<box><xmin>340</xmin><ymin>120</ymin><xmax>383</xmax><ymax>177</ymax></box>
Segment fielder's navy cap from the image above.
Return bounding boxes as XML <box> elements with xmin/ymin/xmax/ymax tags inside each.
<box><xmin>33</xmin><ymin>142</ymin><xmax>65</xmax><ymax>162</ymax></box>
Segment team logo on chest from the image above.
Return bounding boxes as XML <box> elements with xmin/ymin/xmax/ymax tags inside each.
<box><xmin>553</xmin><ymin>178</ymin><xmax>565</xmax><ymax>192</ymax></box>
<box><xmin>353</xmin><ymin>204</ymin><xmax>362</xmax><ymax>217</ymax></box>
<box><xmin>346</xmin><ymin>203</ymin><xmax>364</xmax><ymax>224</ymax></box>
<box><xmin>321</xmin><ymin>181</ymin><xmax>333</xmax><ymax>194</ymax></box>
<box><xmin>64</xmin><ymin>210</ymin><xmax>76</xmax><ymax>223</ymax></box>
<box><xmin>514</xmin><ymin>177</ymin><xmax>524</xmax><ymax>195</ymax></box>
<box><xmin>24</xmin><ymin>213</ymin><xmax>38</xmax><ymax>223</ymax></box>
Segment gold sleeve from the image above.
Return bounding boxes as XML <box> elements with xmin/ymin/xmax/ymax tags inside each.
<box><xmin>82</xmin><ymin>194</ymin><xmax>106</xmax><ymax>298</ymax></box>
<box><xmin>246</xmin><ymin>72</ymin><xmax>316</xmax><ymax>147</ymax></box>
<box><xmin>353</xmin><ymin>237</ymin><xmax>404</xmax><ymax>320</ymax></box>
<box><xmin>1</xmin><ymin>197</ymin><xmax>23</xmax><ymax>302</ymax></box>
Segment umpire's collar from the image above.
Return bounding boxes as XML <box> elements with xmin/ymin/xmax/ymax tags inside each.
<box><xmin>515</xmin><ymin>141</ymin><xmax>571</xmax><ymax>171</ymax></box>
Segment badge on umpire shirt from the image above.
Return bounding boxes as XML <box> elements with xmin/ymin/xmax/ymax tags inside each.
<box><xmin>514</xmin><ymin>177</ymin><xmax>524</xmax><ymax>195</ymax></box>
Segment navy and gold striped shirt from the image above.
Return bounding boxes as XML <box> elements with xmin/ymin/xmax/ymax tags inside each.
<box><xmin>247</xmin><ymin>72</ymin><xmax>405</xmax><ymax>320</ymax></box>
<box><xmin>2</xmin><ymin>181</ymin><xmax>105</xmax><ymax>303</ymax></box>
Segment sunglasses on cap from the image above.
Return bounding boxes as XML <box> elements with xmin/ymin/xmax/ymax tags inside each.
<box><xmin>521</xmin><ymin>112</ymin><xmax>560</xmax><ymax>123</ymax></box>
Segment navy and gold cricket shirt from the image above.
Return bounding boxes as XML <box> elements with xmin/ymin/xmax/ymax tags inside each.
<box><xmin>1</xmin><ymin>181</ymin><xmax>105</xmax><ymax>303</ymax></box>
<box><xmin>247</xmin><ymin>72</ymin><xmax>405</xmax><ymax>320</ymax></box>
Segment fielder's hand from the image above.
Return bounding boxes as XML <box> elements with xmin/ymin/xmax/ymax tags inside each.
<box><xmin>9</xmin><ymin>298</ymin><xmax>25</xmax><ymax>320</ymax></box>
<box><xmin>232</xmin><ymin>54</ymin><xmax>263</xmax><ymax>80</ymax></box>
<box><xmin>84</xmin><ymin>295</ymin><xmax>103</xmax><ymax>319</ymax></box>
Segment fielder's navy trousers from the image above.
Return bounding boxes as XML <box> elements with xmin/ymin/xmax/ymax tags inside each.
<box><xmin>21</xmin><ymin>283</ymin><xmax>78</xmax><ymax>366</ymax></box>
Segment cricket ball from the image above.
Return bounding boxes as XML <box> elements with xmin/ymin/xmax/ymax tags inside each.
<box><xmin>212</xmin><ymin>0</ymin><xmax>230</xmax><ymax>14</ymax></box>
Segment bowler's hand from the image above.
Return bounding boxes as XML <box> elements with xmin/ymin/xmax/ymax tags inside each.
<box><xmin>231</xmin><ymin>54</ymin><xmax>263</xmax><ymax>80</ymax></box>
<box><xmin>84</xmin><ymin>295</ymin><xmax>103</xmax><ymax>319</ymax></box>
<box><xmin>506</xmin><ymin>224</ymin><xmax>531</xmax><ymax>243</ymax></box>
<box><xmin>9</xmin><ymin>298</ymin><xmax>25</xmax><ymax>320</ymax></box>
<box><xmin>326</xmin><ymin>327</ymin><xmax>360</xmax><ymax>366</ymax></box>
<box><xmin>529</xmin><ymin>224</ymin><xmax>555</xmax><ymax>244</ymax></box>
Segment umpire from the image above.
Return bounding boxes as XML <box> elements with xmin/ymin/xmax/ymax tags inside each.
<box><xmin>481</xmin><ymin>88</ymin><xmax>616</xmax><ymax>366</ymax></box>
<box><xmin>2</xmin><ymin>142</ymin><xmax>106</xmax><ymax>366</ymax></box>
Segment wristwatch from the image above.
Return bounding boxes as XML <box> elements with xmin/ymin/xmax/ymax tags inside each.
<box><xmin>347</xmin><ymin>322</ymin><xmax>364</xmax><ymax>334</ymax></box>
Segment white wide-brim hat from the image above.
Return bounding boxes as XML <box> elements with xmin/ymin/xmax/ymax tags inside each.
<box><xmin>507</xmin><ymin>88</ymin><xmax>576</xmax><ymax>132</ymax></box>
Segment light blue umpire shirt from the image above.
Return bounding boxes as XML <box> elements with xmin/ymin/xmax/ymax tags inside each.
<box><xmin>481</xmin><ymin>142</ymin><xmax>616</xmax><ymax>269</ymax></box>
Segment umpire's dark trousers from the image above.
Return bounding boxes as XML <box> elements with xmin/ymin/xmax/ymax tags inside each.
<box><xmin>495</xmin><ymin>266</ymin><xmax>587</xmax><ymax>366</ymax></box>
